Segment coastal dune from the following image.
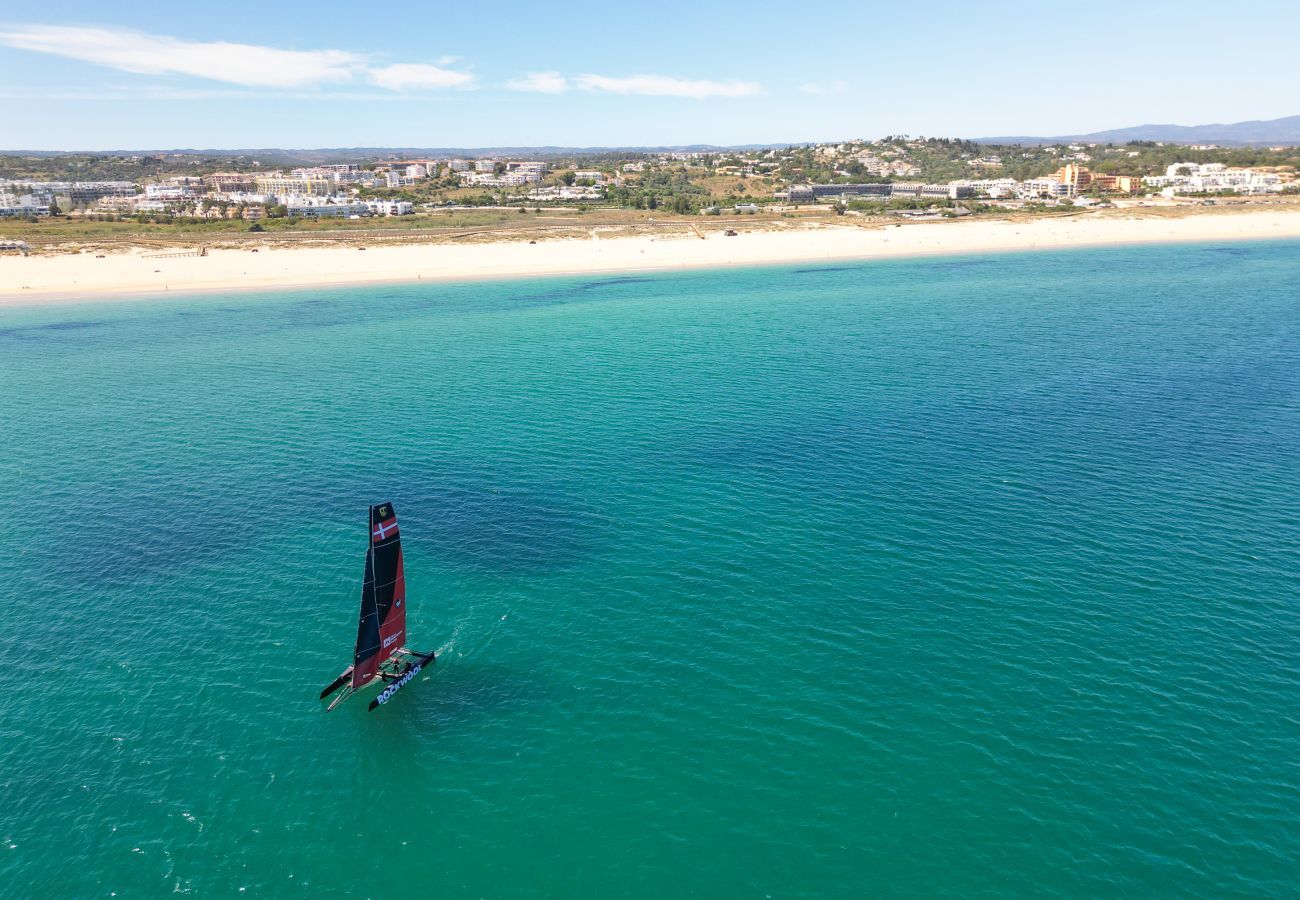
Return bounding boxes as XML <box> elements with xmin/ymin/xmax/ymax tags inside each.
<box><xmin>3</xmin><ymin>209</ymin><xmax>1300</xmax><ymax>304</ymax></box>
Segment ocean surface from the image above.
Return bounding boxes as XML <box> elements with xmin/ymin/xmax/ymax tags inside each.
<box><xmin>2</xmin><ymin>241</ymin><xmax>1298</xmax><ymax>897</ymax></box>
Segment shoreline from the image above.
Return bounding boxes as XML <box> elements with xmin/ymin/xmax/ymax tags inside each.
<box><xmin>3</xmin><ymin>209</ymin><xmax>1300</xmax><ymax>307</ymax></box>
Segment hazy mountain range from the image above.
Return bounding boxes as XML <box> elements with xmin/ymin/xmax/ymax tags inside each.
<box><xmin>4</xmin><ymin>115</ymin><xmax>1299</xmax><ymax>158</ymax></box>
<box><xmin>0</xmin><ymin>144</ymin><xmax>788</xmax><ymax>161</ymax></box>
<box><xmin>978</xmin><ymin>115</ymin><xmax>1300</xmax><ymax>146</ymax></box>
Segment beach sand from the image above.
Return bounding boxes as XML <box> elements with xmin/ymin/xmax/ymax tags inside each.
<box><xmin>3</xmin><ymin>209</ymin><xmax>1300</xmax><ymax>305</ymax></box>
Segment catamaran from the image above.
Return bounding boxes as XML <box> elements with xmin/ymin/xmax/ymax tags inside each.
<box><xmin>320</xmin><ymin>502</ymin><xmax>436</xmax><ymax>712</ymax></box>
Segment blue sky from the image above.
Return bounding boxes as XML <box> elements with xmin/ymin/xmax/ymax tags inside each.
<box><xmin>1</xmin><ymin>0</ymin><xmax>1296</xmax><ymax>150</ymax></box>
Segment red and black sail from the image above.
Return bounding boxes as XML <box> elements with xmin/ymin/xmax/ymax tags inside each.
<box><xmin>351</xmin><ymin>502</ymin><xmax>407</xmax><ymax>688</ymax></box>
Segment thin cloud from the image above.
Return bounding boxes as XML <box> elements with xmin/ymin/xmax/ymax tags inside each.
<box><xmin>507</xmin><ymin>71</ymin><xmax>569</xmax><ymax>93</ymax></box>
<box><xmin>0</xmin><ymin>23</ymin><xmax>472</xmax><ymax>91</ymax></box>
<box><xmin>575</xmin><ymin>74</ymin><xmax>761</xmax><ymax>99</ymax></box>
<box><xmin>369</xmin><ymin>63</ymin><xmax>472</xmax><ymax>91</ymax></box>
<box><xmin>0</xmin><ymin>24</ymin><xmax>359</xmax><ymax>88</ymax></box>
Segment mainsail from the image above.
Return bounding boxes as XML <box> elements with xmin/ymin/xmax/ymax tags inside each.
<box><xmin>351</xmin><ymin>502</ymin><xmax>407</xmax><ymax>688</ymax></box>
<box><xmin>320</xmin><ymin>501</ymin><xmax>434</xmax><ymax>712</ymax></box>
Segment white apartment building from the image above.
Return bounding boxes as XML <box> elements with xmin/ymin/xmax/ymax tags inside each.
<box><xmin>286</xmin><ymin>197</ymin><xmax>413</xmax><ymax>217</ymax></box>
<box><xmin>459</xmin><ymin>172</ymin><xmax>541</xmax><ymax>187</ymax></box>
<box><xmin>1</xmin><ymin>180</ymin><xmax>137</xmax><ymax>203</ymax></box>
<box><xmin>0</xmin><ymin>192</ymin><xmax>51</xmax><ymax>216</ymax></box>
<box><xmin>290</xmin><ymin>165</ymin><xmax>367</xmax><ymax>186</ymax></box>
<box><xmin>145</xmin><ymin>184</ymin><xmax>195</xmax><ymax>200</ymax></box>
<box><xmin>365</xmin><ymin>199</ymin><xmax>413</xmax><ymax>216</ymax></box>
<box><xmin>1019</xmin><ymin>178</ymin><xmax>1072</xmax><ymax>198</ymax></box>
<box><xmin>952</xmin><ymin>179</ymin><xmax>1020</xmax><ymax>198</ymax></box>
<box><xmin>288</xmin><ymin>199</ymin><xmax>371</xmax><ymax>218</ymax></box>
<box><xmin>385</xmin><ymin>172</ymin><xmax>419</xmax><ymax>188</ymax></box>
<box><xmin>1144</xmin><ymin>162</ymin><xmax>1283</xmax><ymax>195</ymax></box>
<box><xmin>216</xmin><ymin>192</ymin><xmax>273</xmax><ymax>205</ymax></box>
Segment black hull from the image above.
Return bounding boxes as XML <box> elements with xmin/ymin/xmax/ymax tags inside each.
<box><xmin>319</xmin><ymin>668</ymin><xmax>353</xmax><ymax>700</ymax></box>
<box><xmin>367</xmin><ymin>651</ymin><xmax>436</xmax><ymax>712</ymax></box>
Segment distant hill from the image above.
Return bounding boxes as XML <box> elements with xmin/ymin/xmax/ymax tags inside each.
<box><xmin>979</xmin><ymin>115</ymin><xmax>1300</xmax><ymax>146</ymax></box>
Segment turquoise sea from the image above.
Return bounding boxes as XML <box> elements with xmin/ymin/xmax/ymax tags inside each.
<box><xmin>2</xmin><ymin>241</ymin><xmax>1298</xmax><ymax>897</ymax></box>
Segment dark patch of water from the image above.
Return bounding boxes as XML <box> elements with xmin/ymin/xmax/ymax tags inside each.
<box><xmin>0</xmin><ymin>319</ymin><xmax>112</xmax><ymax>340</ymax></box>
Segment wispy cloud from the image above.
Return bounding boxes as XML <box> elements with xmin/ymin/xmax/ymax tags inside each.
<box><xmin>0</xmin><ymin>23</ymin><xmax>473</xmax><ymax>91</ymax></box>
<box><xmin>368</xmin><ymin>63</ymin><xmax>472</xmax><ymax>91</ymax></box>
<box><xmin>574</xmin><ymin>74</ymin><xmax>761</xmax><ymax>99</ymax></box>
<box><xmin>0</xmin><ymin>24</ymin><xmax>359</xmax><ymax>88</ymax></box>
<box><xmin>506</xmin><ymin>71</ymin><xmax>569</xmax><ymax>93</ymax></box>
<box><xmin>505</xmin><ymin>71</ymin><xmax>760</xmax><ymax>99</ymax></box>
<box><xmin>0</xmin><ymin>25</ymin><xmax>762</xmax><ymax>101</ymax></box>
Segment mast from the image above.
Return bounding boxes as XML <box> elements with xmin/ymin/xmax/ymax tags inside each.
<box><xmin>351</xmin><ymin>502</ymin><xmax>407</xmax><ymax>688</ymax></box>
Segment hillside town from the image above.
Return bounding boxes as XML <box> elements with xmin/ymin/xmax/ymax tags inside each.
<box><xmin>1</xmin><ymin>138</ymin><xmax>1296</xmax><ymax>221</ymax></box>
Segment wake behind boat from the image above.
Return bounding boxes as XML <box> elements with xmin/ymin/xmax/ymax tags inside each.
<box><xmin>320</xmin><ymin>502</ymin><xmax>436</xmax><ymax>712</ymax></box>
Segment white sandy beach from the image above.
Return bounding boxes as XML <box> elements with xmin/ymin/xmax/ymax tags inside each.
<box><xmin>3</xmin><ymin>210</ymin><xmax>1300</xmax><ymax>305</ymax></box>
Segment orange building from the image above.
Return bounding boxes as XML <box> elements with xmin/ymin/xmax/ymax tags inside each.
<box><xmin>1057</xmin><ymin>166</ymin><xmax>1142</xmax><ymax>194</ymax></box>
<box><xmin>1093</xmin><ymin>173</ymin><xmax>1143</xmax><ymax>194</ymax></box>
<box><xmin>1054</xmin><ymin>164</ymin><xmax>1093</xmax><ymax>192</ymax></box>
